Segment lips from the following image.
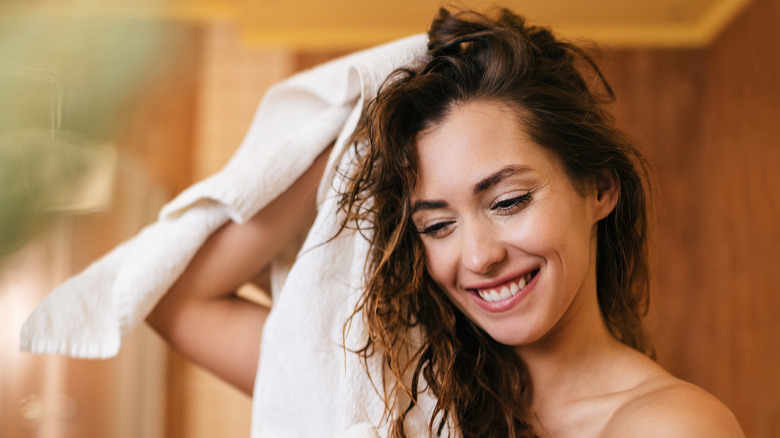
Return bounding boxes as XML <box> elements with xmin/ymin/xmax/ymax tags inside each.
<box><xmin>471</xmin><ymin>270</ymin><xmax>538</xmax><ymax>303</ymax></box>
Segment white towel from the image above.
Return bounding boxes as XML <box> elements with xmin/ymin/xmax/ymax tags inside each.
<box><xmin>20</xmin><ymin>33</ymin><xmax>447</xmax><ymax>437</ymax></box>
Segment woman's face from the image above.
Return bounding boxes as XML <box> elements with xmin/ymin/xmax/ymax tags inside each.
<box><xmin>410</xmin><ymin>100</ymin><xmax>615</xmax><ymax>348</ymax></box>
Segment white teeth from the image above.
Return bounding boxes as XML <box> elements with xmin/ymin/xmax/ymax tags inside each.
<box><xmin>476</xmin><ymin>271</ymin><xmax>535</xmax><ymax>303</ymax></box>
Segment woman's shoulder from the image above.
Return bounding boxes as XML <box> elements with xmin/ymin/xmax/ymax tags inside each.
<box><xmin>602</xmin><ymin>369</ymin><xmax>744</xmax><ymax>438</ymax></box>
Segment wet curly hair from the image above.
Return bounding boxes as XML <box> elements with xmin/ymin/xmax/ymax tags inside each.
<box><xmin>339</xmin><ymin>7</ymin><xmax>654</xmax><ymax>437</ymax></box>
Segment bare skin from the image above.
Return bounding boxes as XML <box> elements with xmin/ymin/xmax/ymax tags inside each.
<box><xmin>412</xmin><ymin>100</ymin><xmax>744</xmax><ymax>437</ymax></box>
<box><xmin>146</xmin><ymin>147</ymin><xmax>331</xmax><ymax>395</ymax></box>
<box><xmin>525</xmin><ymin>323</ymin><xmax>744</xmax><ymax>437</ymax></box>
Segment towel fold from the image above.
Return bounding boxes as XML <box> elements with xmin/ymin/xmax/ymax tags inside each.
<box><xmin>20</xmin><ymin>33</ymin><xmax>446</xmax><ymax>436</ymax></box>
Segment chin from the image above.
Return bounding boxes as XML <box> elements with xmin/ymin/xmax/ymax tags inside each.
<box><xmin>476</xmin><ymin>319</ymin><xmax>547</xmax><ymax>349</ymax></box>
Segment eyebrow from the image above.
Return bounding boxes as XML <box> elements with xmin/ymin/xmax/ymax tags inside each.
<box><xmin>410</xmin><ymin>200</ymin><xmax>448</xmax><ymax>215</ymax></box>
<box><xmin>410</xmin><ymin>165</ymin><xmax>533</xmax><ymax>215</ymax></box>
<box><xmin>472</xmin><ymin>165</ymin><xmax>533</xmax><ymax>194</ymax></box>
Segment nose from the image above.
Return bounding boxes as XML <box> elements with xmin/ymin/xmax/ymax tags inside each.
<box><xmin>460</xmin><ymin>220</ymin><xmax>506</xmax><ymax>275</ymax></box>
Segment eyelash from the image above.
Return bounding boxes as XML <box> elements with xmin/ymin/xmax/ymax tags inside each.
<box><xmin>417</xmin><ymin>192</ymin><xmax>532</xmax><ymax>237</ymax></box>
<box><xmin>491</xmin><ymin>192</ymin><xmax>532</xmax><ymax>213</ymax></box>
<box><xmin>419</xmin><ymin>221</ymin><xmax>453</xmax><ymax>237</ymax></box>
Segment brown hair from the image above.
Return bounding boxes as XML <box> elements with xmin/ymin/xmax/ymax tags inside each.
<box><xmin>339</xmin><ymin>8</ymin><xmax>653</xmax><ymax>437</ymax></box>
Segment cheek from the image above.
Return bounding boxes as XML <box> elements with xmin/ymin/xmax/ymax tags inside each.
<box><xmin>501</xmin><ymin>207</ymin><xmax>560</xmax><ymax>253</ymax></box>
<box><xmin>526</xmin><ymin>202</ymin><xmax>595</xmax><ymax>286</ymax></box>
<box><xmin>423</xmin><ymin>243</ymin><xmax>456</xmax><ymax>288</ymax></box>
<box><xmin>518</xmin><ymin>196</ymin><xmax>592</xmax><ymax>249</ymax></box>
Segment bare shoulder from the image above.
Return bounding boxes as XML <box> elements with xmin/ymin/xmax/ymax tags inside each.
<box><xmin>603</xmin><ymin>372</ymin><xmax>744</xmax><ymax>438</ymax></box>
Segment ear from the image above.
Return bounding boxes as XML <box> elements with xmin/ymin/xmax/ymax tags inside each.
<box><xmin>592</xmin><ymin>170</ymin><xmax>619</xmax><ymax>222</ymax></box>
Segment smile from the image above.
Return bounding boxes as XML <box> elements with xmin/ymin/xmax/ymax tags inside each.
<box><xmin>475</xmin><ymin>270</ymin><xmax>537</xmax><ymax>303</ymax></box>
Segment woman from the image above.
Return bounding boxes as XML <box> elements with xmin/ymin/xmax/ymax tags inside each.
<box><xmin>149</xmin><ymin>8</ymin><xmax>744</xmax><ymax>437</ymax></box>
<box><xmin>338</xmin><ymin>8</ymin><xmax>743</xmax><ymax>437</ymax></box>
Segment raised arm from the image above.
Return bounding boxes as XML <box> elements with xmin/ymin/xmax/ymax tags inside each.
<box><xmin>146</xmin><ymin>147</ymin><xmax>332</xmax><ymax>395</ymax></box>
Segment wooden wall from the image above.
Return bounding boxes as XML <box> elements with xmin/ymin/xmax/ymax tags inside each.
<box><xmin>607</xmin><ymin>0</ymin><xmax>780</xmax><ymax>435</ymax></box>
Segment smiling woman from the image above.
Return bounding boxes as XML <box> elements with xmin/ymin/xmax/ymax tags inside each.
<box><xmin>411</xmin><ymin>101</ymin><xmax>611</xmax><ymax>350</ymax></box>
<box><xmin>339</xmin><ymin>8</ymin><xmax>745</xmax><ymax>437</ymax></box>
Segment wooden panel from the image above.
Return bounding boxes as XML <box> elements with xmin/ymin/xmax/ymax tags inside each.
<box><xmin>605</xmin><ymin>47</ymin><xmax>710</xmax><ymax>371</ymax></box>
<box><xmin>605</xmin><ymin>0</ymin><xmax>780</xmax><ymax>435</ymax></box>
<box><xmin>114</xmin><ymin>23</ymin><xmax>201</xmax><ymax>198</ymax></box>
<box><xmin>294</xmin><ymin>50</ymin><xmax>353</xmax><ymax>73</ymax></box>
<box><xmin>695</xmin><ymin>0</ymin><xmax>780</xmax><ymax>434</ymax></box>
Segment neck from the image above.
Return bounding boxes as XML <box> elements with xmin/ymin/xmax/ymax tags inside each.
<box><xmin>514</xmin><ymin>277</ymin><xmax>622</xmax><ymax>413</ymax></box>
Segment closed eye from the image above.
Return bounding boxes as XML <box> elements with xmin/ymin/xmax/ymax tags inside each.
<box><xmin>491</xmin><ymin>193</ymin><xmax>531</xmax><ymax>213</ymax></box>
<box><xmin>419</xmin><ymin>221</ymin><xmax>454</xmax><ymax>237</ymax></box>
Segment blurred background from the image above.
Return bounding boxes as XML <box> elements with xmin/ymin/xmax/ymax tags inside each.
<box><xmin>0</xmin><ymin>0</ymin><xmax>777</xmax><ymax>437</ymax></box>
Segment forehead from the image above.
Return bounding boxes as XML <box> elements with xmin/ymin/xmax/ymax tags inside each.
<box><xmin>412</xmin><ymin>101</ymin><xmax>558</xmax><ymax>196</ymax></box>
